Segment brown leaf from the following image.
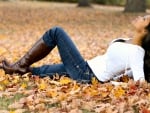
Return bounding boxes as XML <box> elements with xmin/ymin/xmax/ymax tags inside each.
<box><xmin>0</xmin><ymin>110</ymin><xmax>9</xmax><ymax>113</ymax></box>
<box><xmin>69</xmin><ymin>108</ymin><xmax>82</xmax><ymax>113</ymax></box>
<box><xmin>8</xmin><ymin>102</ymin><xmax>24</xmax><ymax>109</ymax></box>
<box><xmin>35</xmin><ymin>103</ymin><xmax>45</xmax><ymax>111</ymax></box>
<box><xmin>142</xmin><ymin>108</ymin><xmax>150</xmax><ymax>113</ymax></box>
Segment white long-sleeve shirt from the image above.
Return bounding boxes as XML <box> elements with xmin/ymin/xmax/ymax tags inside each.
<box><xmin>87</xmin><ymin>42</ymin><xmax>145</xmax><ymax>82</ymax></box>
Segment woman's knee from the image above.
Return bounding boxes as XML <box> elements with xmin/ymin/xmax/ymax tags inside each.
<box><xmin>43</xmin><ymin>26</ymin><xmax>68</xmax><ymax>44</ymax></box>
<box><xmin>41</xmin><ymin>26</ymin><xmax>67</xmax><ymax>48</ymax></box>
<box><xmin>50</xmin><ymin>26</ymin><xmax>64</xmax><ymax>34</ymax></box>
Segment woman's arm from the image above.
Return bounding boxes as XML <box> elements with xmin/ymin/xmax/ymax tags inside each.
<box><xmin>129</xmin><ymin>46</ymin><xmax>145</xmax><ymax>81</ymax></box>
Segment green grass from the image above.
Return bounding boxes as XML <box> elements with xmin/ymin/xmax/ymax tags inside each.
<box><xmin>0</xmin><ymin>93</ymin><xmax>25</xmax><ymax>110</ymax></box>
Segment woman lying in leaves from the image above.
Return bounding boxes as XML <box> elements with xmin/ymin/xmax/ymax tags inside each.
<box><xmin>1</xmin><ymin>15</ymin><xmax>150</xmax><ymax>84</ymax></box>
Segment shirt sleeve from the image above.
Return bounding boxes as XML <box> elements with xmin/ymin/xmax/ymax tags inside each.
<box><xmin>124</xmin><ymin>70</ymin><xmax>133</xmax><ymax>77</ymax></box>
<box><xmin>129</xmin><ymin>47</ymin><xmax>145</xmax><ymax>81</ymax></box>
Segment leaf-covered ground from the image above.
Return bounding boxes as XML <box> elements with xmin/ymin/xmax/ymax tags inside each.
<box><xmin>0</xmin><ymin>1</ymin><xmax>150</xmax><ymax>113</ymax></box>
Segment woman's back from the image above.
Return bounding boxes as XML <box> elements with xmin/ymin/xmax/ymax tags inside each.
<box><xmin>88</xmin><ymin>42</ymin><xmax>145</xmax><ymax>82</ymax></box>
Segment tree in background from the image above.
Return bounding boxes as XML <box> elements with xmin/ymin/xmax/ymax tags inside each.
<box><xmin>124</xmin><ymin>0</ymin><xmax>146</xmax><ymax>12</ymax></box>
<box><xmin>78</xmin><ymin>0</ymin><xmax>91</xmax><ymax>7</ymax></box>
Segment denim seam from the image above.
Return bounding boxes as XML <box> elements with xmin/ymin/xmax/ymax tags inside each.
<box><xmin>58</xmin><ymin>37</ymin><xmax>84</xmax><ymax>74</ymax></box>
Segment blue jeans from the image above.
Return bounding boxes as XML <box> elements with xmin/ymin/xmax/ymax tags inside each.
<box><xmin>31</xmin><ymin>27</ymin><xmax>95</xmax><ymax>83</ymax></box>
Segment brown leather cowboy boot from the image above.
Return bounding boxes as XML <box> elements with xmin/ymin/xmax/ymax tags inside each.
<box><xmin>0</xmin><ymin>38</ymin><xmax>51</xmax><ymax>75</ymax></box>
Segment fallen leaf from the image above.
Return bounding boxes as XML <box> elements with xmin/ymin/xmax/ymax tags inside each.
<box><xmin>0</xmin><ymin>85</ymin><xmax>4</xmax><ymax>91</ymax></box>
<box><xmin>35</xmin><ymin>103</ymin><xmax>45</xmax><ymax>111</ymax></box>
<box><xmin>69</xmin><ymin>108</ymin><xmax>82</xmax><ymax>113</ymax></box>
<box><xmin>8</xmin><ymin>102</ymin><xmax>24</xmax><ymax>109</ymax></box>
<box><xmin>112</xmin><ymin>86</ymin><xmax>125</xmax><ymax>98</ymax></box>
<box><xmin>0</xmin><ymin>47</ymin><xmax>7</xmax><ymax>55</ymax></box>
<box><xmin>21</xmin><ymin>82</ymin><xmax>27</xmax><ymax>89</ymax></box>
<box><xmin>38</xmin><ymin>79</ymin><xmax>47</xmax><ymax>90</ymax></box>
<box><xmin>46</xmin><ymin>90</ymin><xmax>58</xmax><ymax>97</ymax></box>
<box><xmin>91</xmin><ymin>77</ymin><xmax>99</xmax><ymax>85</ymax></box>
<box><xmin>0</xmin><ymin>110</ymin><xmax>9</xmax><ymax>113</ymax></box>
<box><xmin>59</xmin><ymin>76</ymin><xmax>72</xmax><ymax>85</ymax></box>
<box><xmin>142</xmin><ymin>107</ymin><xmax>150</xmax><ymax>113</ymax></box>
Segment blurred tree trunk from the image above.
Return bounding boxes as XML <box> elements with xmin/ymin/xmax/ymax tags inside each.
<box><xmin>124</xmin><ymin>0</ymin><xmax>146</xmax><ymax>12</ymax></box>
<box><xmin>78</xmin><ymin>0</ymin><xmax>91</xmax><ymax>7</ymax></box>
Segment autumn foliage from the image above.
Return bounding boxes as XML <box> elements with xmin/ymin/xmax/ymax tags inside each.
<box><xmin>0</xmin><ymin>1</ymin><xmax>150</xmax><ymax>113</ymax></box>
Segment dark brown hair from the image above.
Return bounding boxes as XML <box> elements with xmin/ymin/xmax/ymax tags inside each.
<box><xmin>142</xmin><ymin>23</ymin><xmax>150</xmax><ymax>82</ymax></box>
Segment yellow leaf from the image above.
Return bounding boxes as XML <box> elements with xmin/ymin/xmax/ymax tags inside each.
<box><xmin>58</xmin><ymin>93</ymin><xmax>67</xmax><ymax>101</ymax></box>
<box><xmin>73</xmin><ymin>83</ymin><xmax>80</xmax><ymax>90</ymax></box>
<box><xmin>46</xmin><ymin>90</ymin><xmax>57</xmax><ymax>97</ymax></box>
<box><xmin>59</xmin><ymin>76</ymin><xmax>72</xmax><ymax>85</ymax></box>
<box><xmin>83</xmin><ymin>86</ymin><xmax>99</xmax><ymax>96</ymax></box>
<box><xmin>51</xmin><ymin>91</ymin><xmax>58</xmax><ymax>97</ymax></box>
<box><xmin>107</xmin><ymin>84</ymin><xmax>114</xmax><ymax>91</ymax></box>
<box><xmin>0</xmin><ymin>34</ymin><xmax>7</xmax><ymax>39</ymax></box>
<box><xmin>9</xmin><ymin>110</ymin><xmax>15</xmax><ymax>113</ymax></box>
<box><xmin>70</xmin><ymin>83</ymin><xmax>80</xmax><ymax>95</ymax></box>
<box><xmin>21</xmin><ymin>82</ymin><xmax>27</xmax><ymax>89</ymax></box>
<box><xmin>39</xmin><ymin>83</ymin><xmax>46</xmax><ymax>90</ymax></box>
<box><xmin>90</xmin><ymin>89</ymin><xmax>99</xmax><ymax>96</ymax></box>
<box><xmin>0</xmin><ymin>85</ymin><xmax>4</xmax><ymax>91</ymax></box>
<box><xmin>12</xmin><ymin>79</ymin><xmax>19</xmax><ymax>84</ymax></box>
<box><xmin>12</xmin><ymin>76</ymin><xmax>20</xmax><ymax>84</ymax></box>
<box><xmin>22</xmin><ymin>73</ymin><xmax>31</xmax><ymax>82</ymax></box>
<box><xmin>91</xmin><ymin>77</ymin><xmax>99</xmax><ymax>85</ymax></box>
<box><xmin>101</xmin><ymin>91</ymin><xmax>109</xmax><ymax>98</ymax></box>
<box><xmin>0</xmin><ymin>70</ymin><xmax>5</xmax><ymax>75</ymax></box>
<box><xmin>0</xmin><ymin>47</ymin><xmax>7</xmax><ymax>55</ymax></box>
<box><xmin>38</xmin><ymin>80</ymin><xmax>47</xmax><ymax>90</ymax></box>
<box><xmin>112</xmin><ymin>86</ymin><xmax>125</xmax><ymax>98</ymax></box>
<box><xmin>0</xmin><ymin>70</ymin><xmax>6</xmax><ymax>81</ymax></box>
<box><xmin>148</xmin><ymin>93</ymin><xmax>150</xmax><ymax>100</ymax></box>
<box><xmin>3</xmin><ymin>79</ymin><xmax>9</xmax><ymax>85</ymax></box>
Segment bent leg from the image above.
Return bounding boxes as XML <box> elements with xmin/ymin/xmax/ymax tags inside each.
<box><xmin>42</xmin><ymin>26</ymin><xmax>93</xmax><ymax>82</ymax></box>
